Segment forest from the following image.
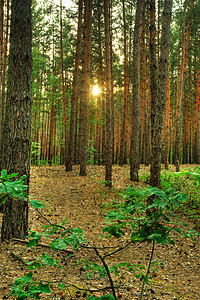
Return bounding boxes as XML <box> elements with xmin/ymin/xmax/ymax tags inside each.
<box><xmin>0</xmin><ymin>0</ymin><xmax>200</xmax><ymax>299</ymax></box>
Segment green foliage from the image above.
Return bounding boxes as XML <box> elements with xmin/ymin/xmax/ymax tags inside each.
<box><xmin>9</xmin><ymin>272</ymin><xmax>51</xmax><ymax>300</ymax></box>
<box><xmin>0</xmin><ymin>170</ymin><xmax>27</xmax><ymax>207</ymax></box>
<box><xmin>10</xmin><ymin>181</ymin><xmax>199</xmax><ymax>300</ymax></box>
<box><xmin>103</xmin><ymin>185</ymin><xmax>190</xmax><ymax>246</ymax></box>
<box><xmin>50</xmin><ymin>228</ymin><xmax>87</xmax><ymax>250</ymax></box>
<box><xmin>30</xmin><ymin>199</ymin><xmax>44</xmax><ymax>209</ymax></box>
<box><xmin>159</xmin><ymin>167</ymin><xmax>200</xmax><ymax>226</ymax></box>
<box><xmin>27</xmin><ymin>253</ymin><xmax>60</xmax><ymax>270</ymax></box>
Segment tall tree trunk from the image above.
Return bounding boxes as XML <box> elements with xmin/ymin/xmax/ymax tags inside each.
<box><xmin>1</xmin><ymin>0</ymin><xmax>32</xmax><ymax>241</ymax></box>
<box><xmin>109</xmin><ymin>3</ymin><xmax>115</xmax><ymax>165</ymax></box>
<box><xmin>66</xmin><ymin>0</ymin><xmax>83</xmax><ymax>171</ymax></box>
<box><xmin>0</xmin><ymin>0</ymin><xmax>4</xmax><ymax>159</ymax></box>
<box><xmin>79</xmin><ymin>0</ymin><xmax>92</xmax><ymax>176</ymax></box>
<box><xmin>119</xmin><ymin>0</ymin><xmax>128</xmax><ymax>166</ymax></box>
<box><xmin>163</xmin><ymin>44</ymin><xmax>171</xmax><ymax>169</ymax></box>
<box><xmin>59</xmin><ymin>0</ymin><xmax>67</xmax><ymax>165</ymax></box>
<box><xmin>144</xmin><ymin>9</ymin><xmax>151</xmax><ymax>166</ymax></box>
<box><xmin>95</xmin><ymin>0</ymin><xmax>104</xmax><ymax>165</ymax></box>
<box><xmin>150</xmin><ymin>0</ymin><xmax>173</xmax><ymax>188</ymax></box>
<box><xmin>48</xmin><ymin>105</ymin><xmax>54</xmax><ymax>166</ymax></box>
<box><xmin>174</xmin><ymin>0</ymin><xmax>194</xmax><ymax>171</ymax></box>
<box><xmin>196</xmin><ymin>34</ymin><xmax>200</xmax><ymax>163</ymax></box>
<box><xmin>104</xmin><ymin>0</ymin><xmax>112</xmax><ymax>187</ymax></box>
<box><xmin>130</xmin><ymin>0</ymin><xmax>143</xmax><ymax>182</ymax></box>
<box><xmin>140</xmin><ymin>3</ymin><xmax>147</xmax><ymax>164</ymax></box>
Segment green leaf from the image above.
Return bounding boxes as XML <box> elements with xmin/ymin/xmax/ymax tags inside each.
<box><xmin>14</xmin><ymin>272</ymin><xmax>33</xmax><ymax>286</ymax></box>
<box><xmin>146</xmin><ymin>186</ymin><xmax>168</xmax><ymax>201</ymax></box>
<box><xmin>63</xmin><ymin>228</ymin><xmax>87</xmax><ymax>249</ymax></box>
<box><xmin>26</xmin><ymin>231</ymin><xmax>42</xmax><ymax>247</ymax></box>
<box><xmin>31</xmin><ymin>282</ymin><xmax>51</xmax><ymax>294</ymax></box>
<box><xmin>0</xmin><ymin>183</ymin><xmax>6</xmax><ymax>194</ymax></box>
<box><xmin>27</xmin><ymin>261</ymin><xmax>41</xmax><ymax>270</ymax></box>
<box><xmin>58</xmin><ymin>282</ymin><xmax>65</xmax><ymax>291</ymax></box>
<box><xmin>30</xmin><ymin>199</ymin><xmax>44</xmax><ymax>209</ymax></box>
<box><xmin>50</xmin><ymin>237</ymin><xmax>68</xmax><ymax>250</ymax></box>
<box><xmin>1</xmin><ymin>169</ymin><xmax>7</xmax><ymax>178</ymax></box>
<box><xmin>40</xmin><ymin>253</ymin><xmax>58</xmax><ymax>266</ymax></box>
<box><xmin>103</xmin><ymin>223</ymin><xmax>125</xmax><ymax>238</ymax></box>
<box><xmin>105</xmin><ymin>210</ymin><xmax>125</xmax><ymax>221</ymax></box>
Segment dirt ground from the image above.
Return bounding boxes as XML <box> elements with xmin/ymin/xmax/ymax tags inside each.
<box><xmin>0</xmin><ymin>164</ymin><xmax>199</xmax><ymax>300</ymax></box>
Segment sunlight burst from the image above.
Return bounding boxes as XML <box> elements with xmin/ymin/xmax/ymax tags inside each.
<box><xmin>92</xmin><ymin>84</ymin><xmax>101</xmax><ymax>96</ymax></box>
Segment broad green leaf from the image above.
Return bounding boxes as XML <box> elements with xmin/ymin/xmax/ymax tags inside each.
<box><xmin>0</xmin><ymin>183</ymin><xmax>6</xmax><ymax>194</ymax></box>
<box><xmin>146</xmin><ymin>186</ymin><xmax>168</xmax><ymax>201</ymax></box>
<box><xmin>40</xmin><ymin>253</ymin><xmax>58</xmax><ymax>266</ymax></box>
<box><xmin>27</xmin><ymin>261</ymin><xmax>41</xmax><ymax>270</ymax></box>
<box><xmin>105</xmin><ymin>210</ymin><xmax>125</xmax><ymax>221</ymax></box>
<box><xmin>50</xmin><ymin>237</ymin><xmax>68</xmax><ymax>250</ymax></box>
<box><xmin>30</xmin><ymin>199</ymin><xmax>44</xmax><ymax>209</ymax></box>
<box><xmin>14</xmin><ymin>272</ymin><xmax>33</xmax><ymax>286</ymax></box>
<box><xmin>31</xmin><ymin>282</ymin><xmax>51</xmax><ymax>294</ymax></box>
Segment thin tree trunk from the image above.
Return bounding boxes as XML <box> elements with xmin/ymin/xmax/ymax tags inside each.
<box><xmin>196</xmin><ymin>34</ymin><xmax>200</xmax><ymax>163</ymax></box>
<box><xmin>104</xmin><ymin>0</ymin><xmax>112</xmax><ymax>187</ymax></box>
<box><xmin>0</xmin><ymin>0</ymin><xmax>4</xmax><ymax>159</ymax></box>
<box><xmin>59</xmin><ymin>0</ymin><xmax>67</xmax><ymax>165</ymax></box>
<box><xmin>174</xmin><ymin>0</ymin><xmax>194</xmax><ymax>171</ymax></box>
<box><xmin>119</xmin><ymin>0</ymin><xmax>128</xmax><ymax>166</ymax></box>
<box><xmin>48</xmin><ymin>105</ymin><xmax>54</xmax><ymax>166</ymax></box>
<box><xmin>66</xmin><ymin>0</ymin><xmax>83</xmax><ymax>171</ymax></box>
<box><xmin>130</xmin><ymin>0</ymin><xmax>143</xmax><ymax>182</ymax></box>
<box><xmin>96</xmin><ymin>0</ymin><xmax>104</xmax><ymax>165</ymax></box>
<box><xmin>140</xmin><ymin>3</ymin><xmax>147</xmax><ymax>164</ymax></box>
<box><xmin>79</xmin><ymin>0</ymin><xmax>92</xmax><ymax>176</ymax></box>
<box><xmin>163</xmin><ymin>43</ymin><xmax>170</xmax><ymax>169</ymax></box>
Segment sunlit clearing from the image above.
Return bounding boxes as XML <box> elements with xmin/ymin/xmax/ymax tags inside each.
<box><xmin>92</xmin><ymin>84</ymin><xmax>101</xmax><ymax>96</ymax></box>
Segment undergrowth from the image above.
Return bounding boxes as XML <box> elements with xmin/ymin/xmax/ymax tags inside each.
<box><xmin>0</xmin><ymin>166</ymin><xmax>199</xmax><ymax>299</ymax></box>
<box><xmin>140</xmin><ymin>165</ymin><xmax>200</xmax><ymax>228</ymax></box>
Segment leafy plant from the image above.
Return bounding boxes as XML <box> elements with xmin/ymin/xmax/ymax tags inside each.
<box><xmin>9</xmin><ymin>272</ymin><xmax>51</xmax><ymax>300</ymax></box>
<box><xmin>159</xmin><ymin>167</ymin><xmax>200</xmax><ymax>226</ymax></box>
<box><xmin>9</xmin><ymin>184</ymin><xmax>199</xmax><ymax>300</ymax></box>
<box><xmin>0</xmin><ymin>169</ymin><xmax>27</xmax><ymax>207</ymax></box>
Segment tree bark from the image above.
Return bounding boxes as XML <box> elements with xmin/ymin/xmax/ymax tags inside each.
<box><xmin>66</xmin><ymin>0</ymin><xmax>83</xmax><ymax>171</ymax></box>
<box><xmin>1</xmin><ymin>0</ymin><xmax>32</xmax><ymax>241</ymax></box>
<box><xmin>119</xmin><ymin>0</ymin><xmax>128</xmax><ymax>166</ymax></box>
<box><xmin>174</xmin><ymin>0</ymin><xmax>194</xmax><ymax>171</ymax></box>
<box><xmin>79</xmin><ymin>0</ymin><xmax>92</xmax><ymax>176</ymax></box>
<box><xmin>150</xmin><ymin>0</ymin><xmax>173</xmax><ymax>188</ymax></box>
<box><xmin>104</xmin><ymin>0</ymin><xmax>112</xmax><ymax>187</ymax></box>
<box><xmin>0</xmin><ymin>0</ymin><xmax>4</xmax><ymax>159</ymax></box>
<box><xmin>130</xmin><ymin>0</ymin><xmax>143</xmax><ymax>182</ymax></box>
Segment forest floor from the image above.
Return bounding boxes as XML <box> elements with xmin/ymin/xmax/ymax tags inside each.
<box><xmin>0</xmin><ymin>164</ymin><xmax>200</xmax><ymax>300</ymax></box>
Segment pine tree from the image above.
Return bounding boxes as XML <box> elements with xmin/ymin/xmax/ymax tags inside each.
<box><xmin>1</xmin><ymin>0</ymin><xmax>32</xmax><ymax>241</ymax></box>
